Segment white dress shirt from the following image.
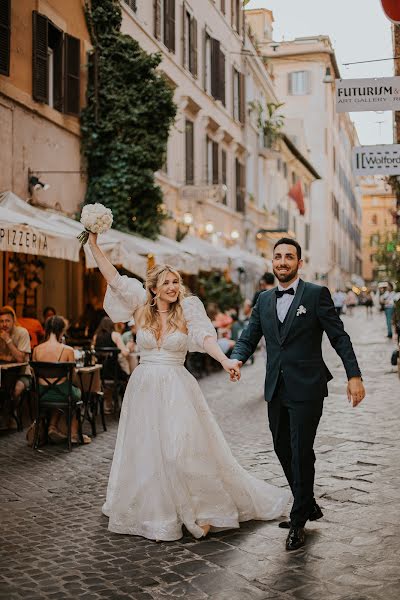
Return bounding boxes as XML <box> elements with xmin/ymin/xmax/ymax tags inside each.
<box><xmin>276</xmin><ymin>277</ymin><xmax>300</xmax><ymax>323</ymax></box>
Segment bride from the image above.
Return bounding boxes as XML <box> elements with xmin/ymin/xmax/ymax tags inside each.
<box><xmin>89</xmin><ymin>233</ymin><xmax>290</xmax><ymax>541</ymax></box>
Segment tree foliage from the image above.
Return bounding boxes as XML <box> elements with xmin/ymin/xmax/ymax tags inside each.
<box><xmin>81</xmin><ymin>0</ymin><xmax>177</xmax><ymax>238</ymax></box>
<box><xmin>373</xmin><ymin>232</ymin><xmax>400</xmax><ymax>286</ymax></box>
<box><xmin>198</xmin><ymin>272</ymin><xmax>243</xmax><ymax>312</ymax></box>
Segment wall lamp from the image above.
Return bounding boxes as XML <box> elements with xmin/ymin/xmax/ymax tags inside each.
<box><xmin>323</xmin><ymin>67</ymin><xmax>334</xmax><ymax>84</ymax></box>
<box><xmin>28</xmin><ymin>169</ymin><xmax>50</xmax><ymax>192</ymax></box>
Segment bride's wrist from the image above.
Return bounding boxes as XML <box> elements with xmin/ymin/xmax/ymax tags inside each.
<box><xmin>221</xmin><ymin>358</ymin><xmax>230</xmax><ymax>364</ymax></box>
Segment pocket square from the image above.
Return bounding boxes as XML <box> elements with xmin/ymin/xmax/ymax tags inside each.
<box><xmin>296</xmin><ymin>305</ymin><xmax>307</xmax><ymax>317</ymax></box>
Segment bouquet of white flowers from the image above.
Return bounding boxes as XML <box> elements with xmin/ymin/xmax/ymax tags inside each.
<box><xmin>77</xmin><ymin>203</ymin><xmax>113</xmax><ymax>245</ymax></box>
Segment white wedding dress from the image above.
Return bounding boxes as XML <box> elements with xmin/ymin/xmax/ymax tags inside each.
<box><xmin>101</xmin><ymin>273</ymin><xmax>290</xmax><ymax>541</ymax></box>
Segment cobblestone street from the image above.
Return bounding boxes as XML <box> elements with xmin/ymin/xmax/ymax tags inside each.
<box><xmin>1</xmin><ymin>308</ymin><xmax>399</xmax><ymax>600</ymax></box>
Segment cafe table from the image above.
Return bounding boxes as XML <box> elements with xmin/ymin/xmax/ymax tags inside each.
<box><xmin>0</xmin><ymin>362</ymin><xmax>29</xmax><ymax>387</ymax></box>
<box><xmin>74</xmin><ymin>364</ymin><xmax>104</xmax><ymax>435</ymax></box>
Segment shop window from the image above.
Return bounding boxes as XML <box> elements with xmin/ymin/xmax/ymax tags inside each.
<box><xmin>32</xmin><ymin>11</ymin><xmax>80</xmax><ymax>116</ymax></box>
<box><xmin>0</xmin><ymin>0</ymin><xmax>11</xmax><ymax>76</ymax></box>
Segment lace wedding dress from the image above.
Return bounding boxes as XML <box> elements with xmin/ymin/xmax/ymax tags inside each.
<box><xmin>101</xmin><ymin>273</ymin><xmax>290</xmax><ymax>541</ymax></box>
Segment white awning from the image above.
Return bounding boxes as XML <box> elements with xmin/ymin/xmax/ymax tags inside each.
<box><xmin>179</xmin><ymin>235</ymin><xmax>231</xmax><ymax>271</ymax></box>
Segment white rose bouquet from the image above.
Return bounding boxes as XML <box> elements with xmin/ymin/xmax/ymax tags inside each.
<box><xmin>77</xmin><ymin>203</ymin><xmax>113</xmax><ymax>245</ymax></box>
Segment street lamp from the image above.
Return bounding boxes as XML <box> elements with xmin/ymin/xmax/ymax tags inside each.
<box><xmin>230</xmin><ymin>229</ymin><xmax>240</xmax><ymax>241</ymax></box>
<box><xmin>205</xmin><ymin>221</ymin><xmax>214</xmax><ymax>234</ymax></box>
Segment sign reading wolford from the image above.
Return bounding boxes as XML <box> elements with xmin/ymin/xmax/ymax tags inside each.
<box><xmin>336</xmin><ymin>77</ymin><xmax>400</xmax><ymax>112</ymax></box>
<box><xmin>352</xmin><ymin>145</ymin><xmax>400</xmax><ymax>176</ymax></box>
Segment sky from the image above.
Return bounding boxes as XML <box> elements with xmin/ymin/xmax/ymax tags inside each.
<box><xmin>246</xmin><ymin>0</ymin><xmax>394</xmax><ymax>146</ymax></box>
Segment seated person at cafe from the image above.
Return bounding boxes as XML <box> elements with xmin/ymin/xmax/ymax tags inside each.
<box><xmin>0</xmin><ymin>306</ymin><xmax>31</xmax><ymax>420</ymax></box>
<box><xmin>32</xmin><ymin>315</ymin><xmax>91</xmax><ymax>444</ymax></box>
<box><xmin>18</xmin><ymin>306</ymin><xmax>45</xmax><ymax>348</ymax></box>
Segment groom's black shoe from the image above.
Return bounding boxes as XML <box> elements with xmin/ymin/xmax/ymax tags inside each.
<box><xmin>279</xmin><ymin>503</ymin><xmax>323</xmax><ymax>529</ymax></box>
<box><xmin>286</xmin><ymin>526</ymin><xmax>305</xmax><ymax>551</ymax></box>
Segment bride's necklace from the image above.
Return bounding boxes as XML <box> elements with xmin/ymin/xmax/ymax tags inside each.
<box><xmin>156</xmin><ymin>308</ymin><xmax>170</xmax><ymax>313</ymax></box>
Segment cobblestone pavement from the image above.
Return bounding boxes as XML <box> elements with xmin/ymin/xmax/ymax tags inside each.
<box><xmin>1</xmin><ymin>309</ymin><xmax>399</xmax><ymax>600</ymax></box>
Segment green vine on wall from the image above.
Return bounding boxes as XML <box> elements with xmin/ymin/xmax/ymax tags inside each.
<box><xmin>81</xmin><ymin>0</ymin><xmax>177</xmax><ymax>238</ymax></box>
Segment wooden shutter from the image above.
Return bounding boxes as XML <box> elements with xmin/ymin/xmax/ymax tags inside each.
<box><xmin>185</xmin><ymin>119</ymin><xmax>194</xmax><ymax>185</ymax></box>
<box><xmin>203</xmin><ymin>28</ymin><xmax>207</xmax><ymax>90</ymax></box>
<box><xmin>53</xmin><ymin>30</ymin><xmax>63</xmax><ymax>112</ymax></box>
<box><xmin>64</xmin><ymin>33</ymin><xmax>80</xmax><ymax>116</ymax></box>
<box><xmin>154</xmin><ymin>0</ymin><xmax>161</xmax><ymax>39</ymax></box>
<box><xmin>32</xmin><ymin>12</ymin><xmax>48</xmax><ymax>103</ymax></box>
<box><xmin>235</xmin><ymin>159</ymin><xmax>245</xmax><ymax>213</ymax></box>
<box><xmin>221</xmin><ymin>0</ymin><xmax>225</xmax><ymax>14</ymax></box>
<box><xmin>189</xmin><ymin>16</ymin><xmax>197</xmax><ymax>77</ymax></box>
<box><xmin>221</xmin><ymin>149</ymin><xmax>227</xmax><ymax>204</ymax></box>
<box><xmin>212</xmin><ymin>141</ymin><xmax>219</xmax><ymax>185</ymax></box>
<box><xmin>218</xmin><ymin>48</ymin><xmax>225</xmax><ymax>105</ymax></box>
<box><xmin>165</xmin><ymin>0</ymin><xmax>175</xmax><ymax>52</ymax></box>
<box><xmin>0</xmin><ymin>0</ymin><xmax>11</xmax><ymax>76</ymax></box>
<box><xmin>182</xmin><ymin>2</ymin><xmax>186</xmax><ymax>67</ymax></box>
<box><xmin>239</xmin><ymin>71</ymin><xmax>245</xmax><ymax>123</ymax></box>
<box><xmin>211</xmin><ymin>37</ymin><xmax>220</xmax><ymax>99</ymax></box>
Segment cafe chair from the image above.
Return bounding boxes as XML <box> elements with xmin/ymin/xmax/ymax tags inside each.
<box><xmin>30</xmin><ymin>361</ymin><xmax>83</xmax><ymax>451</ymax></box>
<box><xmin>94</xmin><ymin>347</ymin><xmax>126</xmax><ymax>415</ymax></box>
<box><xmin>0</xmin><ymin>365</ymin><xmax>25</xmax><ymax>431</ymax></box>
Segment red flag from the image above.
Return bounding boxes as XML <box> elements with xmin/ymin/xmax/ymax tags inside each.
<box><xmin>288</xmin><ymin>180</ymin><xmax>305</xmax><ymax>215</ymax></box>
<box><xmin>381</xmin><ymin>0</ymin><xmax>400</xmax><ymax>23</ymax></box>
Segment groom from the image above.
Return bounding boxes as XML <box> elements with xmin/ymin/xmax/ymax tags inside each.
<box><xmin>230</xmin><ymin>238</ymin><xmax>365</xmax><ymax>551</ymax></box>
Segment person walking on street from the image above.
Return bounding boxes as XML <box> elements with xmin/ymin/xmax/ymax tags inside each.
<box><xmin>382</xmin><ymin>283</ymin><xmax>396</xmax><ymax>339</ymax></box>
<box><xmin>332</xmin><ymin>289</ymin><xmax>346</xmax><ymax>317</ymax></box>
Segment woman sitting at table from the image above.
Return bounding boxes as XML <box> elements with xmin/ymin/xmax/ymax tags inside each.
<box><xmin>32</xmin><ymin>316</ymin><xmax>91</xmax><ymax>444</ymax></box>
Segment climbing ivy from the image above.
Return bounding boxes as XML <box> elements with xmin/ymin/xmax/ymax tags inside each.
<box><xmin>81</xmin><ymin>0</ymin><xmax>177</xmax><ymax>238</ymax></box>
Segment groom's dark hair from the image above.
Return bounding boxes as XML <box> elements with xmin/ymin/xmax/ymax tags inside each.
<box><xmin>273</xmin><ymin>238</ymin><xmax>302</xmax><ymax>260</ymax></box>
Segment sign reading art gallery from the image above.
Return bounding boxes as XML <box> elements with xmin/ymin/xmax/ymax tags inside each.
<box><xmin>336</xmin><ymin>77</ymin><xmax>400</xmax><ymax>112</ymax></box>
<box><xmin>352</xmin><ymin>144</ymin><xmax>400</xmax><ymax>176</ymax></box>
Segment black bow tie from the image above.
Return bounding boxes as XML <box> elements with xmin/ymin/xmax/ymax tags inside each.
<box><xmin>275</xmin><ymin>288</ymin><xmax>295</xmax><ymax>298</ymax></box>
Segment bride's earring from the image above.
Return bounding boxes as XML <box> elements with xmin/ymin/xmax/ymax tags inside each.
<box><xmin>150</xmin><ymin>295</ymin><xmax>158</xmax><ymax>307</ymax></box>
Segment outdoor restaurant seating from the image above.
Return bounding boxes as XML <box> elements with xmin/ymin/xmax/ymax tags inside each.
<box><xmin>30</xmin><ymin>361</ymin><xmax>83</xmax><ymax>451</ymax></box>
<box><xmin>0</xmin><ymin>364</ymin><xmax>26</xmax><ymax>431</ymax></box>
<box><xmin>94</xmin><ymin>347</ymin><xmax>126</xmax><ymax>414</ymax></box>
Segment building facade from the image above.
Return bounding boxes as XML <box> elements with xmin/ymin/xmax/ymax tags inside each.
<box><xmin>361</xmin><ymin>176</ymin><xmax>397</xmax><ymax>282</ymax></box>
<box><xmin>246</xmin><ymin>10</ymin><xmax>362</xmax><ymax>289</ymax></box>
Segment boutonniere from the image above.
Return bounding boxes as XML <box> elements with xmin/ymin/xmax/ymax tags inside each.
<box><xmin>296</xmin><ymin>305</ymin><xmax>307</xmax><ymax>317</ymax></box>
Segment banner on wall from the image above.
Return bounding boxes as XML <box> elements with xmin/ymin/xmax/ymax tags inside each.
<box><xmin>336</xmin><ymin>77</ymin><xmax>400</xmax><ymax>112</ymax></box>
<box><xmin>352</xmin><ymin>144</ymin><xmax>400</xmax><ymax>176</ymax></box>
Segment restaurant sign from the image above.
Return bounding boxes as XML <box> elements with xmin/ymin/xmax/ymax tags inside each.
<box><xmin>336</xmin><ymin>76</ymin><xmax>400</xmax><ymax>112</ymax></box>
<box><xmin>1</xmin><ymin>224</ymin><xmax>56</xmax><ymax>257</ymax></box>
<box><xmin>352</xmin><ymin>144</ymin><xmax>400</xmax><ymax>176</ymax></box>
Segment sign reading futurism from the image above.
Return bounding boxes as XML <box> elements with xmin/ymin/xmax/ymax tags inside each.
<box><xmin>352</xmin><ymin>145</ymin><xmax>400</xmax><ymax>176</ymax></box>
<box><xmin>336</xmin><ymin>77</ymin><xmax>400</xmax><ymax>112</ymax></box>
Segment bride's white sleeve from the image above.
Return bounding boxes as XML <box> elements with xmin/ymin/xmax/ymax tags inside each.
<box><xmin>182</xmin><ymin>296</ymin><xmax>217</xmax><ymax>353</ymax></box>
<box><xmin>103</xmin><ymin>272</ymin><xmax>146</xmax><ymax>322</ymax></box>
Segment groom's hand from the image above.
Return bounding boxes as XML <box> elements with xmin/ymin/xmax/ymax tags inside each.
<box><xmin>347</xmin><ymin>377</ymin><xmax>365</xmax><ymax>407</ymax></box>
<box><xmin>221</xmin><ymin>359</ymin><xmax>242</xmax><ymax>381</ymax></box>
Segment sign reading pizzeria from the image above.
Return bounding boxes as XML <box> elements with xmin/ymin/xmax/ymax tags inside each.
<box><xmin>336</xmin><ymin>76</ymin><xmax>400</xmax><ymax>112</ymax></box>
<box><xmin>0</xmin><ymin>224</ymin><xmax>50</xmax><ymax>255</ymax></box>
<box><xmin>352</xmin><ymin>144</ymin><xmax>400</xmax><ymax>176</ymax></box>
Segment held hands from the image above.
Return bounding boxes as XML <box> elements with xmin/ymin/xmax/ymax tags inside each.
<box><xmin>221</xmin><ymin>358</ymin><xmax>242</xmax><ymax>382</ymax></box>
<box><xmin>347</xmin><ymin>377</ymin><xmax>365</xmax><ymax>407</ymax></box>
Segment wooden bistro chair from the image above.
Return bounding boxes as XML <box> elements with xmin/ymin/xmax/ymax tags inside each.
<box><xmin>30</xmin><ymin>361</ymin><xmax>83</xmax><ymax>451</ymax></box>
<box><xmin>94</xmin><ymin>347</ymin><xmax>125</xmax><ymax>415</ymax></box>
<box><xmin>0</xmin><ymin>365</ymin><xmax>26</xmax><ymax>431</ymax></box>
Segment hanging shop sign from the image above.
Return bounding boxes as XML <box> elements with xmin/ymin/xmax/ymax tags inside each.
<box><xmin>352</xmin><ymin>144</ymin><xmax>400</xmax><ymax>176</ymax></box>
<box><xmin>336</xmin><ymin>77</ymin><xmax>400</xmax><ymax>112</ymax></box>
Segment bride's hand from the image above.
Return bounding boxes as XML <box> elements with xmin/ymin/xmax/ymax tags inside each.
<box><xmin>88</xmin><ymin>232</ymin><xmax>98</xmax><ymax>246</ymax></box>
<box><xmin>221</xmin><ymin>358</ymin><xmax>242</xmax><ymax>381</ymax></box>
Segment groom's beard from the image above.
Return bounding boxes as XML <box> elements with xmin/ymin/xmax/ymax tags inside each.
<box><xmin>273</xmin><ymin>265</ymin><xmax>299</xmax><ymax>283</ymax></box>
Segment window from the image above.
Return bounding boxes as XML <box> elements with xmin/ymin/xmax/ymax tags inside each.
<box><xmin>291</xmin><ymin>171</ymin><xmax>296</xmax><ymax>186</ymax></box>
<box><xmin>277</xmin><ymin>158</ymin><xmax>281</xmax><ymax>172</ymax></box>
<box><xmin>221</xmin><ymin>149</ymin><xmax>227</xmax><ymax>204</ymax></box>
<box><xmin>232</xmin><ymin>67</ymin><xmax>245</xmax><ymax>122</ymax></box>
<box><xmin>154</xmin><ymin>0</ymin><xmax>175</xmax><ymax>53</ymax></box>
<box><xmin>0</xmin><ymin>0</ymin><xmax>11</xmax><ymax>76</ymax></box>
<box><xmin>235</xmin><ymin>158</ymin><xmax>245</xmax><ymax>213</ymax></box>
<box><xmin>371</xmin><ymin>214</ymin><xmax>377</xmax><ymax>225</ymax></box>
<box><xmin>182</xmin><ymin>5</ymin><xmax>197</xmax><ymax>77</ymax></box>
<box><xmin>305</xmin><ymin>223</ymin><xmax>310</xmax><ymax>251</ymax></box>
<box><xmin>288</xmin><ymin>71</ymin><xmax>311</xmax><ymax>95</ymax></box>
<box><xmin>32</xmin><ymin>12</ymin><xmax>80</xmax><ymax>116</ymax></box>
<box><xmin>221</xmin><ymin>0</ymin><xmax>225</xmax><ymax>14</ymax></box>
<box><xmin>331</xmin><ymin>194</ymin><xmax>339</xmax><ymax>220</ymax></box>
<box><xmin>231</xmin><ymin>0</ymin><xmax>241</xmax><ymax>34</ymax></box>
<box><xmin>185</xmin><ymin>119</ymin><xmax>194</xmax><ymax>185</ymax></box>
<box><xmin>333</xmin><ymin>146</ymin><xmax>336</xmax><ymax>172</ymax></box>
<box><xmin>206</xmin><ymin>137</ymin><xmax>219</xmax><ymax>185</ymax></box>
<box><xmin>204</xmin><ymin>33</ymin><xmax>225</xmax><ymax>104</ymax></box>
<box><xmin>123</xmin><ymin>0</ymin><xmax>137</xmax><ymax>11</ymax></box>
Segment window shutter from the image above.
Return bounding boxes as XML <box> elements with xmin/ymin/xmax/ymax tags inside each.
<box><xmin>221</xmin><ymin>149</ymin><xmax>227</xmax><ymax>204</ymax></box>
<box><xmin>239</xmin><ymin>71</ymin><xmax>245</xmax><ymax>123</ymax></box>
<box><xmin>165</xmin><ymin>0</ymin><xmax>175</xmax><ymax>52</ymax></box>
<box><xmin>288</xmin><ymin>72</ymin><xmax>293</xmax><ymax>95</ymax></box>
<box><xmin>221</xmin><ymin>0</ymin><xmax>225</xmax><ymax>14</ymax></box>
<box><xmin>32</xmin><ymin>11</ymin><xmax>49</xmax><ymax>103</ymax></box>
<box><xmin>0</xmin><ymin>0</ymin><xmax>11</xmax><ymax>76</ymax></box>
<box><xmin>64</xmin><ymin>33</ymin><xmax>80</xmax><ymax>116</ymax></box>
<box><xmin>212</xmin><ymin>141</ymin><xmax>219</xmax><ymax>185</ymax></box>
<box><xmin>218</xmin><ymin>48</ymin><xmax>225</xmax><ymax>105</ymax></box>
<box><xmin>211</xmin><ymin>37</ymin><xmax>220</xmax><ymax>99</ymax></box>
<box><xmin>203</xmin><ymin>28</ymin><xmax>207</xmax><ymax>90</ymax></box>
<box><xmin>190</xmin><ymin>16</ymin><xmax>197</xmax><ymax>77</ymax></box>
<box><xmin>182</xmin><ymin>2</ymin><xmax>186</xmax><ymax>67</ymax></box>
<box><xmin>154</xmin><ymin>0</ymin><xmax>161</xmax><ymax>40</ymax></box>
<box><xmin>53</xmin><ymin>32</ymin><xmax>63</xmax><ymax>112</ymax></box>
<box><xmin>305</xmin><ymin>70</ymin><xmax>311</xmax><ymax>94</ymax></box>
<box><xmin>185</xmin><ymin>119</ymin><xmax>194</xmax><ymax>185</ymax></box>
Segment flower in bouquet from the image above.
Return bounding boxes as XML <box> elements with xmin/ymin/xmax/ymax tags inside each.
<box><xmin>77</xmin><ymin>203</ymin><xmax>113</xmax><ymax>245</ymax></box>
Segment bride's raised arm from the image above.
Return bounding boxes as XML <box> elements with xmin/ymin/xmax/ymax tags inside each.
<box><xmin>88</xmin><ymin>232</ymin><xmax>146</xmax><ymax>323</ymax></box>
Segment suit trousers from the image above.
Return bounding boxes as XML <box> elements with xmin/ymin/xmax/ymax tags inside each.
<box><xmin>267</xmin><ymin>376</ymin><xmax>323</xmax><ymax>527</ymax></box>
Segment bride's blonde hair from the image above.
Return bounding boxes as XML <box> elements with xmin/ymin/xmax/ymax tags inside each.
<box><xmin>141</xmin><ymin>264</ymin><xmax>186</xmax><ymax>339</ymax></box>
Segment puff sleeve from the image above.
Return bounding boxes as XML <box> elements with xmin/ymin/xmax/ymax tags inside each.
<box><xmin>182</xmin><ymin>296</ymin><xmax>217</xmax><ymax>353</ymax></box>
<box><xmin>103</xmin><ymin>272</ymin><xmax>146</xmax><ymax>323</ymax></box>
